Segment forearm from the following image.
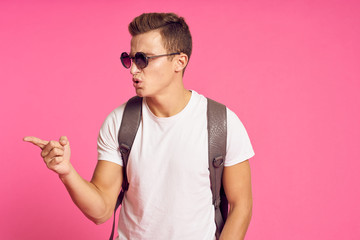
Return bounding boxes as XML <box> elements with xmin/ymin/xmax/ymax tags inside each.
<box><xmin>59</xmin><ymin>165</ymin><xmax>113</xmax><ymax>224</ymax></box>
<box><xmin>220</xmin><ymin>202</ymin><xmax>252</xmax><ymax>240</ymax></box>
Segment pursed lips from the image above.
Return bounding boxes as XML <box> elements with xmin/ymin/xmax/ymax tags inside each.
<box><xmin>133</xmin><ymin>78</ymin><xmax>142</xmax><ymax>87</ymax></box>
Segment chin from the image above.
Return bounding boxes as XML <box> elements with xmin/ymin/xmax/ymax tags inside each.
<box><xmin>135</xmin><ymin>88</ymin><xmax>158</xmax><ymax>99</ymax></box>
<box><xmin>135</xmin><ymin>89</ymin><xmax>146</xmax><ymax>98</ymax></box>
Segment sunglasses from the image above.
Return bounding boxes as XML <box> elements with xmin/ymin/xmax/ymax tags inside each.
<box><xmin>120</xmin><ymin>52</ymin><xmax>180</xmax><ymax>69</ymax></box>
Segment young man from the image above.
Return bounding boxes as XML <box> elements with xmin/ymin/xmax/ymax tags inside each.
<box><xmin>24</xmin><ymin>13</ymin><xmax>254</xmax><ymax>240</ymax></box>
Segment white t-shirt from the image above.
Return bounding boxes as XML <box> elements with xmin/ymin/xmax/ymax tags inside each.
<box><xmin>97</xmin><ymin>91</ymin><xmax>255</xmax><ymax>240</ymax></box>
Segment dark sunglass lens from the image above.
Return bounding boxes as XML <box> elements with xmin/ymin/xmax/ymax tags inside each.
<box><xmin>120</xmin><ymin>52</ymin><xmax>131</xmax><ymax>68</ymax></box>
<box><xmin>135</xmin><ymin>52</ymin><xmax>147</xmax><ymax>69</ymax></box>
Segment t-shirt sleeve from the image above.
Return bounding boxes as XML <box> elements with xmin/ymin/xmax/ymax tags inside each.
<box><xmin>97</xmin><ymin>105</ymin><xmax>125</xmax><ymax>166</ymax></box>
<box><xmin>225</xmin><ymin>108</ymin><xmax>255</xmax><ymax>167</ymax></box>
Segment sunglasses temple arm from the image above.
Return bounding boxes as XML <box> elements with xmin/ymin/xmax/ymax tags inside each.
<box><xmin>147</xmin><ymin>52</ymin><xmax>180</xmax><ymax>59</ymax></box>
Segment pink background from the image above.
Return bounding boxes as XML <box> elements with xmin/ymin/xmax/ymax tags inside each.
<box><xmin>1</xmin><ymin>0</ymin><xmax>359</xmax><ymax>239</ymax></box>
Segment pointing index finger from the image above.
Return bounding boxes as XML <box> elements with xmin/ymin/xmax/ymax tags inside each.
<box><xmin>23</xmin><ymin>136</ymin><xmax>49</xmax><ymax>149</ymax></box>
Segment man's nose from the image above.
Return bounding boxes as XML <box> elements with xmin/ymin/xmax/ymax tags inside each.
<box><xmin>130</xmin><ymin>61</ymin><xmax>141</xmax><ymax>75</ymax></box>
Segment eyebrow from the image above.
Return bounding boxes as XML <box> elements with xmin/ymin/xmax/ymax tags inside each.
<box><xmin>129</xmin><ymin>51</ymin><xmax>156</xmax><ymax>57</ymax></box>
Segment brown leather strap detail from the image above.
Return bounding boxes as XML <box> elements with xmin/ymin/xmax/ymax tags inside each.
<box><xmin>207</xmin><ymin>97</ymin><xmax>227</xmax><ymax>239</ymax></box>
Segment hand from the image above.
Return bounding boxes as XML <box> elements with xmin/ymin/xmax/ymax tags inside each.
<box><xmin>24</xmin><ymin>136</ymin><xmax>72</xmax><ymax>177</ymax></box>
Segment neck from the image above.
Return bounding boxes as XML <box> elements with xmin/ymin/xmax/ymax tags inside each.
<box><xmin>145</xmin><ymin>88</ymin><xmax>192</xmax><ymax>118</ymax></box>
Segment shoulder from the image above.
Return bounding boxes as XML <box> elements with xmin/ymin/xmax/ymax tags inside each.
<box><xmin>101</xmin><ymin>102</ymin><xmax>127</xmax><ymax>127</ymax></box>
<box><xmin>97</xmin><ymin>101</ymin><xmax>129</xmax><ymax>165</ymax></box>
<box><xmin>226</xmin><ymin>107</ymin><xmax>244</xmax><ymax>128</ymax></box>
<box><xmin>189</xmin><ymin>91</ymin><xmax>248</xmax><ymax>130</ymax></box>
<box><xmin>225</xmin><ymin>107</ymin><xmax>255</xmax><ymax>166</ymax></box>
<box><xmin>98</xmin><ymin>101</ymin><xmax>128</xmax><ymax>139</ymax></box>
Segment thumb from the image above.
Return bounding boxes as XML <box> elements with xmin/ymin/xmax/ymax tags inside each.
<box><xmin>59</xmin><ymin>136</ymin><xmax>69</xmax><ymax>146</ymax></box>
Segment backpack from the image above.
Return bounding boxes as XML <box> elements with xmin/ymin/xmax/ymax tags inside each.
<box><xmin>109</xmin><ymin>96</ymin><xmax>228</xmax><ymax>240</ymax></box>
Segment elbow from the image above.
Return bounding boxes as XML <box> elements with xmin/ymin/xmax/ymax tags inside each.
<box><xmin>93</xmin><ymin>218</ymin><xmax>107</xmax><ymax>225</ymax></box>
<box><xmin>91</xmin><ymin>215</ymin><xmax>111</xmax><ymax>225</ymax></box>
<box><xmin>86</xmin><ymin>210</ymin><xmax>113</xmax><ymax>225</ymax></box>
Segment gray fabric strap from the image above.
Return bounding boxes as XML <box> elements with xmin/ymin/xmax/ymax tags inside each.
<box><xmin>109</xmin><ymin>96</ymin><xmax>142</xmax><ymax>240</ymax></box>
<box><xmin>207</xmin><ymin>98</ymin><xmax>227</xmax><ymax>239</ymax></box>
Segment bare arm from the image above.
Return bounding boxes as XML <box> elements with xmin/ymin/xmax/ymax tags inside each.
<box><xmin>23</xmin><ymin>136</ymin><xmax>122</xmax><ymax>224</ymax></box>
<box><xmin>61</xmin><ymin>160</ymin><xmax>122</xmax><ymax>224</ymax></box>
<box><xmin>220</xmin><ymin>160</ymin><xmax>253</xmax><ymax>240</ymax></box>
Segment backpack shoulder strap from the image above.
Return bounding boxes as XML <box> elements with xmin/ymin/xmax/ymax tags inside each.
<box><xmin>207</xmin><ymin>97</ymin><xmax>227</xmax><ymax>240</ymax></box>
<box><xmin>109</xmin><ymin>96</ymin><xmax>142</xmax><ymax>240</ymax></box>
<box><xmin>118</xmin><ymin>96</ymin><xmax>143</xmax><ymax>191</ymax></box>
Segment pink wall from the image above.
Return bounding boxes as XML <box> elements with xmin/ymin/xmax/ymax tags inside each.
<box><xmin>1</xmin><ymin>0</ymin><xmax>359</xmax><ymax>239</ymax></box>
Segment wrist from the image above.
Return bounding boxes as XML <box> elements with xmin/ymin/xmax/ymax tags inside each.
<box><xmin>58</xmin><ymin>163</ymin><xmax>75</xmax><ymax>182</ymax></box>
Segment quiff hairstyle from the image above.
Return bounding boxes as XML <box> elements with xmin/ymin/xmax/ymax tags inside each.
<box><xmin>128</xmin><ymin>12</ymin><xmax>192</xmax><ymax>63</ymax></box>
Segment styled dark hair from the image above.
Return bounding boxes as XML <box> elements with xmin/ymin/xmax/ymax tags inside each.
<box><xmin>129</xmin><ymin>13</ymin><xmax>192</xmax><ymax>63</ymax></box>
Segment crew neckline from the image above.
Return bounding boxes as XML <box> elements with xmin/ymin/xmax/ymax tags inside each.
<box><xmin>144</xmin><ymin>90</ymin><xmax>197</xmax><ymax>123</ymax></box>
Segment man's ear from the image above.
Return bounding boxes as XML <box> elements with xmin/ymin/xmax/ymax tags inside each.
<box><xmin>174</xmin><ymin>53</ymin><xmax>188</xmax><ymax>73</ymax></box>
